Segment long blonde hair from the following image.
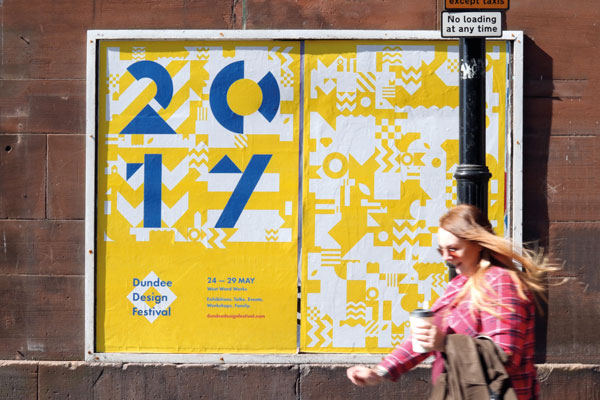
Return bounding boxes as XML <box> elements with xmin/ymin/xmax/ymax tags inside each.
<box><xmin>439</xmin><ymin>205</ymin><xmax>557</xmax><ymax>317</ymax></box>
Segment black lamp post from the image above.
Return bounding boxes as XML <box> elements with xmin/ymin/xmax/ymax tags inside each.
<box><xmin>451</xmin><ymin>37</ymin><xmax>492</xmax><ymax>279</ymax></box>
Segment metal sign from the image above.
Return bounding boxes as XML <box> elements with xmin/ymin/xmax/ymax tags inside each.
<box><xmin>441</xmin><ymin>11</ymin><xmax>503</xmax><ymax>38</ymax></box>
<box><xmin>445</xmin><ymin>0</ymin><xmax>509</xmax><ymax>10</ymax></box>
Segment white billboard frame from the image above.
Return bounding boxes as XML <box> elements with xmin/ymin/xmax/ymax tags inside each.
<box><xmin>85</xmin><ymin>29</ymin><xmax>523</xmax><ymax>363</ymax></box>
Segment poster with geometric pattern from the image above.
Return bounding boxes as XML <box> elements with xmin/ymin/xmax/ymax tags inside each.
<box><xmin>300</xmin><ymin>40</ymin><xmax>507</xmax><ymax>352</ymax></box>
<box><xmin>93</xmin><ymin>37</ymin><xmax>509</xmax><ymax>354</ymax></box>
<box><xmin>96</xmin><ymin>41</ymin><xmax>300</xmax><ymax>353</ymax></box>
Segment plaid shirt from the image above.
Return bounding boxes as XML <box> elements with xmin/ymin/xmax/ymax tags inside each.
<box><xmin>379</xmin><ymin>266</ymin><xmax>538</xmax><ymax>400</ymax></box>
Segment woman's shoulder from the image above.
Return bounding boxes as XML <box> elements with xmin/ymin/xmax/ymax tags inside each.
<box><xmin>482</xmin><ymin>266</ymin><xmax>533</xmax><ymax>298</ymax></box>
<box><xmin>431</xmin><ymin>274</ymin><xmax>468</xmax><ymax>311</ymax></box>
<box><xmin>447</xmin><ymin>273</ymin><xmax>468</xmax><ymax>289</ymax></box>
<box><xmin>482</xmin><ymin>266</ymin><xmax>536</xmax><ymax>309</ymax></box>
<box><xmin>482</xmin><ymin>265</ymin><xmax>518</xmax><ymax>285</ymax></box>
<box><xmin>485</xmin><ymin>265</ymin><xmax>511</xmax><ymax>275</ymax></box>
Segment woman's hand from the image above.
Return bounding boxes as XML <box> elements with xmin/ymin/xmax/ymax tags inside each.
<box><xmin>346</xmin><ymin>365</ymin><xmax>384</xmax><ymax>387</ymax></box>
<box><xmin>411</xmin><ymin>319</ymin><xmax>446</xmax><ymax>352</ymax></box>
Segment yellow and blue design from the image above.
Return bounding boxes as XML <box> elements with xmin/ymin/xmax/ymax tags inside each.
<box><xmin>95</xmin><ymin>38</ymin><xmax>509</xmax><ymax>354</ymax></box>
<box><xmin>300</xmin><ymin>40</ymin><xmax>508</xmax><ymax>353</ymax></box>
<box><xmin>209</xmin><ymin>60</ymin><xmax>280</xmax><ymax>134</ymax></box>
<box><xmin>97</xmin><ymin>41</ymin><xmax>300</xmax><ymax>353</ymax></box>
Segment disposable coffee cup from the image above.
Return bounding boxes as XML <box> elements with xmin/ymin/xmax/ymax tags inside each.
<box><xmin>410</xmin><ymin>309</ymin><xmax>434</xmax><ymax>353</ymax></box>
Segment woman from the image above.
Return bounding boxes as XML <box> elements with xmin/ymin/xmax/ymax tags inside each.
<box><xmin>347</xmin><ymin>205</ymin><xmax>555</xmax><ymax>400</ymax></box>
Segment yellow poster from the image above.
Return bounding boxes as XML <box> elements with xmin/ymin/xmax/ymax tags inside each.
<box><xmin>94</xmin><ymin>37</ymin><xmax>510</xmax><ymax>355</ymax></box>
<box><xmin>301</xmin><ymin>40</ymin><xmax>507</xmax><ymax>352</ymax></box>
<box><xmin>96</xmin><ymin>41</ymin><xmax>301</xmax><ymax>352</ymax></box>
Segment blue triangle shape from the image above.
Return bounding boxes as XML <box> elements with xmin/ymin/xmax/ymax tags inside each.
<box><xmin>210</xmin><ymin>155</ymin><xmax>241</xmax><ymax>173</ymax></box>
<box><xmin>126</xmin><ymin>163</ymin><xmax>143</xmax><ymax>180</ymax></box>
<box><xmin>121</xmin><ymin>105</ymin><xmax>176</xmax><ymax>134</ymax></box>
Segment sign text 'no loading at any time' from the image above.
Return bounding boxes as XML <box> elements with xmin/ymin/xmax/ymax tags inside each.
<box><xmin>441</xmin><ymin>12</ymin><xmax>502</xmax><ymax>38</ymax></box>
<box><xmin>442</xmin><ymin>0</ymin><xmax>508</xmax><ymax>38</ymax></box>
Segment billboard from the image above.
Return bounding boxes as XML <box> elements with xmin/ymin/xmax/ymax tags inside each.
<box><xmin>87</xmin><ymin>31</ymin><xmax>518</xmax><ymax>357</ymax></box>
<box><xmin>95</xmin><ymin>40</ymin><xmax>300</xmax><ymax>353</ymax></box>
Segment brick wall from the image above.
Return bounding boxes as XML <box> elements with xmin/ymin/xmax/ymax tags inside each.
<box><xmin>1</xmin><ymin>0</ymin><xmax>599</xmax><ymax>397</ymax></box>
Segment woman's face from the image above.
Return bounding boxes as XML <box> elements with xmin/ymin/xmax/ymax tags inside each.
<box><xmin>437</xmin><ymin>228</ymin><xmax>482</xmax><ymax>277</ymax></box>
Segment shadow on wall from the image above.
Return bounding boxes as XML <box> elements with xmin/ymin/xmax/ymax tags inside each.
<box><xmin>521</xmin><ymin>35</ymin><xmax>553</xmax><ymax>364</ymax></box>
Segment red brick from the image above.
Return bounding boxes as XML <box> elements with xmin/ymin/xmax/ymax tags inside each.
<box><xmin>0</xmin><ymin>362</ymin><xmax>38</xmax><ymax>399</ymax></box>
<box><xmin>0</xmin><ymin>0</ymin><xmax>93</xmax><ymax>80</ymax></box>
<box><xmin>92</xmin><ymin>0</ymin><xmax>234</xmax><ymax>30</ymax></box>
<box><xmin>48</xmin><ymin>135</ymin><xmax>86</xmax><ymax>220</ymax></box>
<box><xmin>545</xmin><ymin>277</ymin><xmax>600</xmax><ymax>363</ymax></box>
<box><xmin>0</xmin><ymin>80</ymin><xmax>85</xmax><ymax>134</ymax></box>
<box><xmin>537</xmin><ymin>364</ymin><xmax>600</xmax><ymax>398</ymax></box>
<box><xmin>38</xmin><ymin>363</ymin><xmax>298</xmax><ymax>399</ymax></box>
<box><xmin>546</xmin><ymin>136</ymin><xmax>600</xmax><ymax>221</ymax></box>
<box><xmin>549</xmin><ymin>222</ymin><xmax>600</xmax><ymax>291</ymax></box>
<box><xmin>508</xmin><ymin>0</ymin><xmax>600</xmax><ymax>79</ymax></box>
<box><xmin>0</xmin><ymin>276</ymin><xmax>84</xmax><ymax>361</ymax></box>
<box><xmin>300</xmin><ymin>364</ymin><xmax>432</xmax><ymax>399</ymax></box>
<box><xmin>244</xmin><ymin>0</ymin><xmax>437</xmax><ymax>29</ymax></box>
<box><xmin>0</xmin><ymin>220</ymin><xmax>84</xmax><ymax>276</ymax></box>
<box><xmin>0</xmin><ymin>135</ymin><xmax>46</xmax><ymax>219</ymax></box>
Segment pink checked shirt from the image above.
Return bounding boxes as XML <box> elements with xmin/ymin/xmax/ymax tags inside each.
<box><xmin>378</xmin><ymin>266</ymin><xmax>538</xmax><ymax>400</ymax></box>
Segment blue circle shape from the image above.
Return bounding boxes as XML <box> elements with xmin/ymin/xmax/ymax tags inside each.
<box><xmin>209</xmin><ymin>61</ymin><xmax>281</xmax><ymax>134</ymax></box>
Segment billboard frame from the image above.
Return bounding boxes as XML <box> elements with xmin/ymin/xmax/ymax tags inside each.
<box><xmin>85</xmin><ymin>29</ymin><xmax>523</xmax><ymax>363</ymax></box>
